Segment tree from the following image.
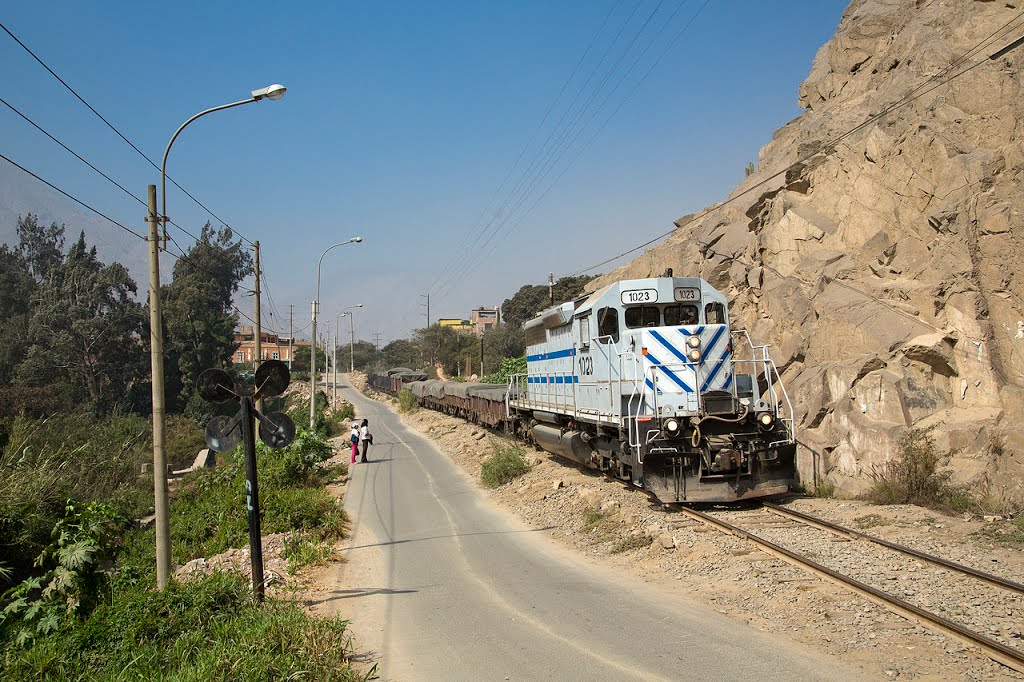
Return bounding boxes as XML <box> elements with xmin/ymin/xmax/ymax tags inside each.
<box><xmin>292</xmin><ymin>344</ymin><xmax>325</xmax><ymax>373</ymax></box>
<box><xmin>0</xmin><ymin>245</ymin><xmax>35</xmax><ymax>382</ymax></box>
<box><xmin>162</xmin><ymin>224</ymin><xmax>252</xmax><ymax>410</ymax></box>
<box><xmin>336</xmin><ymin>340</ymin><xmax>379</xmax><ymax>372</ymax></box>
<box><xmin>501</xmin><ymin>275</ymin><xmax>596</xmax><ymax>329</ymax></box>
<box><xmin>482</xmin><ymin>323</ymin><xmax>525</xmax><ymax>362</ymax></box>
<box><xmin>380</xmin><ymin>339</ymin><xmax>421</xmax><ymax>370</ymax></box>
<box><xmin>18</xmin><ymin>231</ymin><xmax>147</xmax><ymax>415</ymax></box>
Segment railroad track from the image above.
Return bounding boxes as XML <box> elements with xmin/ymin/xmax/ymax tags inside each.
<box><xmin>675</xmin><ymin>504</ymin><xmax>1024</xmax><ymax>674</ymax></box>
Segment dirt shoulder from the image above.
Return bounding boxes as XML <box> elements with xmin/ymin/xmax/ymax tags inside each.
<box><xmin>350</xmin><ymin>372</ymin><xmax>1023</xmax><ymax>681</ymax></box>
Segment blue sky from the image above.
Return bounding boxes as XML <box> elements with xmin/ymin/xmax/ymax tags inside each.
<box><xmin>0</xmin><ymin>1</ymin><xmax>846</xmax><ymax>343</ymax></box>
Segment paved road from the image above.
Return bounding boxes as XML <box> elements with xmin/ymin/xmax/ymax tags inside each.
<box><xmin>317</xmin><ymin>377</ymin><xmax>859</xmax><ymax>681</ymax></box>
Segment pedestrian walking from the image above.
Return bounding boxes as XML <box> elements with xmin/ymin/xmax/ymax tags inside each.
<box><xmin>359</xmin><ymin>418</ymin><xmax>372</xmax><ymax>463</ymax></box>
<box><xmin>350</xmin><ymin>422</ymin><xmax>360</xmax><ymax>465</ymax></box>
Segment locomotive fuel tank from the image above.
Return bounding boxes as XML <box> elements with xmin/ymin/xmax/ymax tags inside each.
<box><xmin>531</xmin><ymin>424</ymin><xmax>592</xmax><ymax>466</ymax></box>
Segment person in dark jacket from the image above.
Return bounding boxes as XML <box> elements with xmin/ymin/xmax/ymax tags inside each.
<box><xmin>359</xmin><ymin>418</ymin><xmax>372</xmax><ymax>463</ymax></box>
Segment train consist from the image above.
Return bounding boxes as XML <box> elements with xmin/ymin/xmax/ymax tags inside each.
<box><xmin>370</xmin><ymin>275</ymin><xmax>796</xmax><ymax>503</ymax></box>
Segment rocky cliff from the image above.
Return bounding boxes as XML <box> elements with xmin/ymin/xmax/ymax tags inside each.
<box><xmin>591</xmin><ymin>0</ymin><xmax>1024</xmax><ymax>502</ymax></box>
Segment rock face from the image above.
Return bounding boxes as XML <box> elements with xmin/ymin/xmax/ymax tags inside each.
<box><xmin>590</xmin><ymin>0</ymin><xmax>1024</xmax><ymax>502</ymax></box>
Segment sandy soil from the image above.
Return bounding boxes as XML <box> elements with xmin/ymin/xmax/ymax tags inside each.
<box><xmin>349</xmin><ymin>372</ymin><xmax>1024</xmax><ymax>681</ymax></box>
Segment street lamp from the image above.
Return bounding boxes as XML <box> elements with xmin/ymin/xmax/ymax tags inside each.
<box><xmin>337</xmin><ymin>303</ymin><xmax>362</xmax><ymax>376</ymax></box>
<box><xmin>310</xmin><ymin>238</ymin><xmax>363</xmax><ymax>430</ymax></box>
<box><xmin>149</xmin><ymin>83</ymin><xmax>287</xmax><ymax>590</ymax></box>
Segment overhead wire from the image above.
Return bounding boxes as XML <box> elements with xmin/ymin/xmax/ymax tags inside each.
<box><xmin>424</xmin><ymin>0</ymin><xmax>625</xmax><ymax>296</ymax></box>
<box><xmin>0</xmin><ymin>151</ymin><xmax>147</xmax><ymax>241</ymax></box>
<box><xmin>0</xmin><ymin>94</ymin><xmax>265</xmax><ymax>297</ymax></box>
<box><xmin>567</xmin><ymin>11</ymin><xmax>1024</xmax><ymax>276</ymax></box>
<box><xmin>435</xmin><ymin>0</ymin><xmax>708</xmax><ymax>298</ymax></box>
<box><xmin>430</xmin><ymin>0</ymin><xmax>655</xmax><ymax>296</ymax></box>
<box><xmin>428</xmin><ymin>0</ymin><xmax>648</xmax><ymax>298</ymax></box>
<box><xmin>0</xmin><ymin>19</ymin><xmax>255</xmax><ymax>247</ymax></box>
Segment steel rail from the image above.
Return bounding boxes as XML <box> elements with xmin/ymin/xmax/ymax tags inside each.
<box><xmin>675</xmin><ymin>506</ymin><xmax>1024</xmax><ymax>674</ymax></box>
<box><xmin>763</xmin><ymin>502</ymin><xmax>1024</xmax><ymax>594</ymax></box>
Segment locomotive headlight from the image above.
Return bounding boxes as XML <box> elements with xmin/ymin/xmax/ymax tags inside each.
<box><xmin>688</xmin><ymin>348</ymin><xmax>701</xmax><ymax>362</ymax></box>
<box><xmin>759</xmin><ymin>413</ymin><xmax>774</xmax><ymax>427</ymax></box>
<box><xmin>664</xmin><ymin>418</ymin><xmax>680</xmax><ymax>435</ymax></box>
<box><xmin>687</xmin><ymin>336</ymin><xmax>701</xmax><ymax>348</ymax></box>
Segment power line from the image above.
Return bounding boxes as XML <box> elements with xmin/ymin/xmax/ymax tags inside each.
<box><xmin>425</xmin><ymin>0</ymin><xmax>628</xmax><ymax>294</ymax></box>
<box><xmin>0</xmin><ymin>19</ymin><xmax>255</xmax><ymax>247</ymax></box>
<box><xmin>568</xmin><ymin>16</ymin><xmax>1024</xmax><ymax>276</ymax></box>
<box><xmin>435</xmin><ymin>0</ymin><xmax>707</xmax><ymax>298</ymax></box>
<box><xmin>0</xmin><ymin>89</ymin><xmax>263</xmax><ymax>284</ymax></box>
<box><xmin>0</xmin><ymin>151</ymin><xmax>147</xmax><ymax>241</ymax></box>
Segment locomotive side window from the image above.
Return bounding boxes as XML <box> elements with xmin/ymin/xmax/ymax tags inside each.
<box><xmin>596</xmin><ymin>307</ymin><xmax>619</xmax><ymax>343</ymax></box>
<box><xmin>579</xmin><ymin>315</ymin><xmax>591</xmax><ymax>348</ymax></box>
<box><xmin>705</xmin><ymin>302</ymin><xmax>726</xmax><ymax>325</ymax></box>
<box><xmin>664</xmin><ymin>304</ymin><xmax>699</xmax><ymax>326</ymax></box>
<box><xmin>624</xmin><ymin>306</ymin><xmax>660</xmax><ymax>329</ymax></box>
<box><xmin>525</xmin><ymin>324</ymin><xmax>547</xmax><ymax>346</ymax></box>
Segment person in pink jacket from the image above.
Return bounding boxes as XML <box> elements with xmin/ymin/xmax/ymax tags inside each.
<box><xmin>350</xmin><ymin>422</ymin><xmax>360</xmax><ymax>464</ymax></box>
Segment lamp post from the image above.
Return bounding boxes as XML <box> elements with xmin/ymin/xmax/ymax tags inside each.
<box><xmin>310</xmin><ymin>238</ymin><xmax>363</xmax><ymax>430</ymax></box>
<box><xmin>150</xmin><ymin>83</ymin><xmax>286</xmax><ymax>590</ymax></box>
<box><xmin>336</xmin><ymin>304</ymin><xmax>363</xmax><ymax>393</ymax></box>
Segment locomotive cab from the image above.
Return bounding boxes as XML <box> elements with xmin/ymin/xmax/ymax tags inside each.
<box><xmin>510</xmin><ymin>276</ymin><xmax>796</xmax><ymax>503</ymax></box>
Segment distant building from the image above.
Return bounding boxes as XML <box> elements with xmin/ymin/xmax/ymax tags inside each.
<box><xmin>470</xmin><ymin>307</ymin><xmax>500</xmax><ymax>336</ymax></box>
<box><xmin>233</xmin><ymin>325</ymin><xmax>309</xmax><ymax>365</ymax></box>
<box><xmin>438</xmin><ymin>318</ymin><xmax>473</xmax><ymax>333</ymax></box>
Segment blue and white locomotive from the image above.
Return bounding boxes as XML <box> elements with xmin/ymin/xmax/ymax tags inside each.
<box><xmin>507</xmin><ymin>274</ymin><xmax>796</xmax><ymax>502</ymax></box>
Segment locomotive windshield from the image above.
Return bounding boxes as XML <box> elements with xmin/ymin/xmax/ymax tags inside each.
<box><xmin>624</xmin><ymin>303</ymin><xmax>701</xmax><ymax>328</ymax></box>
<box><xmin>624</xmin><ymin>306</ymin><xmax>660</xmax><ymax>328</ymax></box>
<box><xmin>663</xmin><ymin>304</ymin><xmax>699</xmax><ymax>326</ymax></box>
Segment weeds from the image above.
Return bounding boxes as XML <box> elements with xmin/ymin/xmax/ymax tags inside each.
<box><xmin>398</xmin><ymin>388</ymin><xmax>418</xmax><ymax>413</ymax></box>
<box><xmin>0</xmin><ymin>572</ymin><xmax>362</xmax><ymax>681</ymax></box>
<box><xmin>980</xmin><ymin>516</ymin><xmax>1024</xmax><ymax>545</ymax></box>
<box><xmin>864</xmin><ymin>429</ymin><xmax>976</xmax><ymax>514</ymax></box>
<box><xmin>282</xmin><ymin>533</ymin><xmax>335</xmax><ymax>573</ymax></box>
<box><xmin>814</xmin><ymin>479</ymin><xmax>837</xmax><ymax>499</ymax></box>
<box><xmin>480</xmin><ymin>442</ymin><xmax>530</xmax><ymax>488</ymax></box>
<box><xmin>611</xmin><ymin>535</ymin><xmax>650</xmax><ymax>554</ymax></box>
<box><xmin>852</xmin><ymin>513</ymin><xmax>889</xmax><ymax>530</ymax></box>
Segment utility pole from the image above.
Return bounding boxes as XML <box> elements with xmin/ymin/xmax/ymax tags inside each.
<box><xmin>331</xmin><ymin>330</ymin><xmax>337</xmax><ymax>410</ymax></box>
<box><xmin>146</xmin><ymin>184</ymin><xmax>171</xmax><ymax>590</ymax></box>
<box><xmin>253</xmin><ymin>241</ymin><xmax>262</xmax><ymax>412</ymax></box>
<box><xmin>548</xmin><ymin>272</ymin><xmax>554</xmax><ymax>306</ymax></box>
<box><xmin>309</xmin><ymin>300</ymin><xmax>317</xmax><ymax>430</ymax></box>
<box><xmin>288</xmin><ymin>305</ymin><xmax>293</xmax><ymax>370</ymax></box>
<box><xmin>480</xmin><ymin>333</ymin><xmax>484</xmax><ymax>377</ymax></box>
<box><xmin>348</xmin><ymin>312</ymin><xmax>355</xmax><ymax>373</ymax></box>
<box><xmin>373</xmin><ymin>332</ymin><xmax>383</xmax><ymax>353</ymax></box>
<box><xmin>421</xmin><ymin>293</ymin><xmax>430</xmax><ymax>327</ymax></box>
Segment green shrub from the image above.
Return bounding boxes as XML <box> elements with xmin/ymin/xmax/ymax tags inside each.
<box><xmin>282</xmin><ymin>532</ymin><xmax>335</xmax><ymax>573</ymax></box>
<box><xmin>480</xmin><ymin>442</ymin><xmax>530</xmax><ymax>488</ymax></box>
<box><xmin>0</xmin><ymin>572</ymin><xmax>362</xmax><ymax>681</ymax></box>
<box><xmin>159</xmin><ymin>430</ymin><xmax>346</xmax><ymax>565</ymax></box>
<box><xmin>398</xmin><ymin>388</ymin><xmax>418</xmax><ymax>413</ymax></box>
<box><xmin>482</xmin><ymin>356</ymin><xmax>527</xmax><ymax>384</ymax></box>
<box><xmin>1</xmin><ymin>501</ymin><xmax>128</xmax><ymax>646</ymax></box>
<box><xmin>864</xmin><ymin>430</ymin><xmax>976</xmax><ymax>513</ymax></box>
<box><xmin>0</xmin><ymin>413</ymin><xmax>161</xmax><ymax>584</ymax></box>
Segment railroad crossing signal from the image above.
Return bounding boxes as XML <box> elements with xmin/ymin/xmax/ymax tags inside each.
<box><xmin>197</xmin><ymin>359</ymin><xmax>295</xmax><ymax>602</ymax></box>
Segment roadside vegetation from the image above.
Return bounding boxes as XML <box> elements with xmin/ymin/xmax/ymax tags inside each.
<box><xmin>398</xmin><ymin>388</ymin><xmax>418</xmax><ymax>413</ymax></box>
<box><xmin>864</xmin><ymin>429</ymin><xmax>975</xmax><ymax>513</ymax></box>
<box><xmin>480</xmin><ymin>441</ymin><xmax>531</xmax><ymax>488</ymax></box>
<box><xmin>1</xmin><ymin>362</ymin><xmax>355</xmax><ymax>678</ymax></box>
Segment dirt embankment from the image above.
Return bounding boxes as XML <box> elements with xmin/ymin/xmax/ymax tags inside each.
<box><xmin>353</xmin><ymin>372</ymin><xmax>1024</xmax><ymax>681</ymax></box>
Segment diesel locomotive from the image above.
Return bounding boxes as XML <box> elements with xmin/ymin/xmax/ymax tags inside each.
<box><xmin>370</xmin><ymin>275</ymin><xmax>796</xmax><ymax>503</ymax></box>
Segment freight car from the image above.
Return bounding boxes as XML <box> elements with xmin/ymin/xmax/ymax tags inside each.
<box><xmin>370</xmin><ymin>275</ymin><xmax>796</xmax><ymax>504</ymax></box>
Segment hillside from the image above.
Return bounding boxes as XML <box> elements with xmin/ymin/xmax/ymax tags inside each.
<box><xmin>590</xmin><ymin>0</ymin><xmax>1024</xmax><ymax>501</ymax></box>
